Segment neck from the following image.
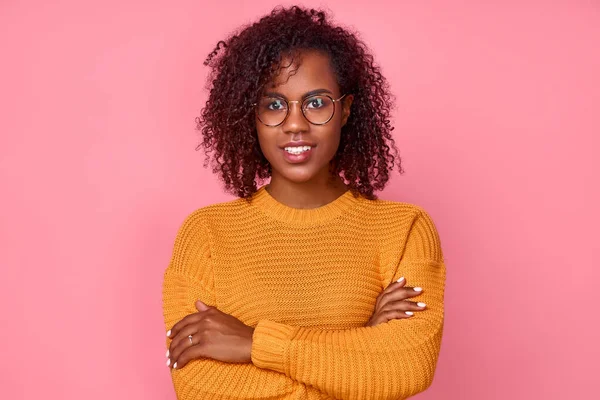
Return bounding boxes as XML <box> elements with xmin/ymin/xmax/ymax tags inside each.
<box><xmin>266</xmin><ymin>173</ymin><xmax>348</xmax><ymax>209</ymax></box>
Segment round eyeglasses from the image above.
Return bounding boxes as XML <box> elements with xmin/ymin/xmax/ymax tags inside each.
<box><xmin>254</xmin><ymin>94</ymin><xmax>347</xmax><ymax>127</ymax></box>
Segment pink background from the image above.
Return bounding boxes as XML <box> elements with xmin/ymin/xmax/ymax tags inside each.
<box><xmin>1</xmin><ymin>0</ymin><xmax>598</xmax><ymax>398</ymax></box>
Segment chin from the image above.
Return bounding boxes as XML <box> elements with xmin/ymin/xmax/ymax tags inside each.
<box><xmin>266</xmin><ymin>151</ymin><xmax>335</xmax><ymax>184</ymax></box>
<box><xmin>279</xmin><ymin>168</ymin><xmax>318</xmax><ymax>183</ymax></box>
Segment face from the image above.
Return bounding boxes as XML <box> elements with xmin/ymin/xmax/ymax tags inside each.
<box><xmin>255</xmin><ymin>50</ymin><xmax>354</xmax><ymax>185</ymax></box>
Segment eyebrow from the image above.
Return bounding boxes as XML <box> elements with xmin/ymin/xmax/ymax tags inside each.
<box><xmin>263</xmin><ymin>88</ymin><xmax>333</xmax><ymax>99</ymax></box>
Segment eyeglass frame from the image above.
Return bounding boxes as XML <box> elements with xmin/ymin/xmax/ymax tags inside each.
<box><xmin>252</xmin><ymin>93</ymin><xmax>348</xmax><ymax>127</ymax></box>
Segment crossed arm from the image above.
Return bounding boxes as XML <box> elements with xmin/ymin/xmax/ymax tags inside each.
<box><xmin>162</xmin><ymin>210</ymin><xmax>446</xmax><ymax>400</ymax></box>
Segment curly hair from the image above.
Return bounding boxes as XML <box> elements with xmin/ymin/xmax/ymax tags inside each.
<box><xmin>195</xmin><ymin>5</ymin><xmax>402</xmax><ymax>200</ymax></box>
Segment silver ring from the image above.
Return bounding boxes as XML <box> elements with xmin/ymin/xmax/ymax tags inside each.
<box><xmin>188</xmin><ymin>335</ymin><xmax>193</xmax><ymax>345</ymax></box>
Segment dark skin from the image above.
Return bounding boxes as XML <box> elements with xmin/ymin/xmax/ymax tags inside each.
<box><xmin>166</xmin><ymin>50</ymin><xmax>425</xmax><ymax>369</ymax></box>
<box><xmin>256</xmin><ymin>50</ymin><xmax>351</xmax><ymax>207</ymax></box>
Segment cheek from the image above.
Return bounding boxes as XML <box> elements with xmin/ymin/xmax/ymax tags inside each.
<box><xmin>256</xmin><ymin>129</ymin><xmax>277</xmax><ymax>159</ymax></box>
<box><xmin>326</xmin><ymin>136</ymin><xmax>342</xmax><ymax>159</ymax></box>
<box><xmin>319</xmin><ymin>126</ymin><xmax>342</xmax><ymax>155</ymax></box>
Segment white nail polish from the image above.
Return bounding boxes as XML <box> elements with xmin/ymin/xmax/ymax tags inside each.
<box><xmin>173</xmin><ymin>362</ymin><xmax>178</xmax><ymax>369</ymax></box>
<box><xmin>166</xmin><ymin>330</ymin><xmax>171</xmax><ymax>337</ymax></box>
<box><xmin>166</xmin><ymin>349</ymin><xmax>170</xmax><ymax>358</ymax></box>
<box><xmin>397</xmin><ymin>277</ymin><xmax>405</xmax><ymax>282</ymax></box>
<box><xmin>166</xmin><ymin>359</ymin><xmax>170</xmax><ymax>367</ymax></box>
<box><xmin>405</xmin><ymin>311</ymin><xmax>414</xmax><ymax>316</ymax></box>
<box><xmin>413</xmin><ymin>287</ymin><xmax>423</xmax><ymax>292</ymax></box>
<box><xmin>417</xmin><ymin>302</ymin><xmax>426</xmax><ymax>307</ymax></box>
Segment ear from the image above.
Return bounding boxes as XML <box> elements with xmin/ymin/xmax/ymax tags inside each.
<box><xmin>340</xmin><ymin>94</ymin><xmax>354</xmax><ymax>127</ymax></box>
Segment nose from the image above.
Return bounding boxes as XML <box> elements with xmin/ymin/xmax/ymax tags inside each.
<box><xmin>282</xmin><ymin>101</ymin><xmax>309</xmax><ymax>133</ymax></box>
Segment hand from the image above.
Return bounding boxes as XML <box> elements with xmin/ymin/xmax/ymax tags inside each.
<box><xmin>166</xmin><ymin>300</ymin><xmax>255</xmax><ymax>369</ymax></box>
<box><xmin>365</xmin><ymin>277</ymin><xmax>426</xmax><ymax>327</ymax></box>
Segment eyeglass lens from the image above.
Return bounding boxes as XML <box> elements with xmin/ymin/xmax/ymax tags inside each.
<box><xmin>256</xmin><ymin>95</ymin><xmax>335</xmax><ymax>126</ymax></box>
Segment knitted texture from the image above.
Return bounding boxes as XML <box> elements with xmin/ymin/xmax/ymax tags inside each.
<box><xmin>162</xmin><ymin>185</ymin><xmax>446</xmax><ymax>400</ymax></box>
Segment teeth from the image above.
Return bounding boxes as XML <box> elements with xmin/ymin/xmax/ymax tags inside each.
<box><xmin>284</xmin><ymin>146</ymin><xmax>312</xmax><ymax>154</ymax></box>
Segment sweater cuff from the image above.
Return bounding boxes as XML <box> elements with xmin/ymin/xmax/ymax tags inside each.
<box><xmin>251</xmin><ymin>319</ymin><xmax>296</xmax><ymax>373</ymax></box>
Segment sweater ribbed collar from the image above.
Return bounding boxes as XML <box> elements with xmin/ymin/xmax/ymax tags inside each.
<box><xmin>250</xmin><ymin>184</ymin><xmax>362</xmax><ymax>224</ymax></box>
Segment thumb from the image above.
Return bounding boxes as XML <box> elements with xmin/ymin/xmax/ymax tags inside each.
<box><xmin>195</xmin><ymin>300</ymin><xmax>210</xmax><ymax>311</ymax></box>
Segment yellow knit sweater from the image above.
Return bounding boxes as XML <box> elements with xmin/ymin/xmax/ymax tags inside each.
<box><xmin>162</xmin><ymin>185</ymin><xmax>446</xmax><ymax>400</ymax></box>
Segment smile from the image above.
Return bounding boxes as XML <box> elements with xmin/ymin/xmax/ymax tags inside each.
<box><xmin>284</xmin><ymin>145</ymin><xmax>313</xmax><ymax>154</ymax></box>
<box><xmin>281</xmin><ymin>146</ymin><xmax>314</xmax><ymax>163</ymax></box>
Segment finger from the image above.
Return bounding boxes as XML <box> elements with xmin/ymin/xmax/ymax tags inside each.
<box><xmin>173</xmin><ymin>344</ymin><xmax>206</xmax><ymax>370</ymax></box>
<box><xmin>381</xmin><ymin>300</ymin><xmax>427</xmax><ymax>314</ymax></box>
<box><xmin>383</xmin><ymin>277</ymin><xmax>407</xmax><ymax>293</ymax></box>
<box><xmin>170</xmin><ymin>324</ymin><xmax>201</xmax><ymax>362</ymax></box>
<box><xmin>170</xmin><ymin>331</ymin><xmax>201</xmax><ymax>367</ymax></box>
<box><xmin>370</xmin><ymin>309</ymin><xmax>412</xmax><ymax>326</ymax></box>
<box><xmin>195</xmin><ymin>300</ymin><xmax>210</xmax><ymax>312</ymax></box>
<box><xmin>376</xmin><ymin>277</ymin><xmax>407</xmax><ymax>308</ymax></box>
<box><xmin>378</xmin><ymin>286</ymin><xmax>424</xmax><ymax>310</ymax></box>
<box><xmin>381</xmin><ymin>309</ymin><xmax>415</xmax><ymax>322</ymax></box>
<box><xmin>167</xmin><ymin>312</ymin><xmax>204</xmax><ymax>339</ymax></box>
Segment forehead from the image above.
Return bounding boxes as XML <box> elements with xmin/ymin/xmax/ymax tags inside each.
<box><xmin>266</xmin><ymin>50</ymin><xmax>339</xmax><ymax>96</ymax></box>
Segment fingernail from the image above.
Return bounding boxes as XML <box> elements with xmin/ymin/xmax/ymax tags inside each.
<box><xmin>405</xmin><ymin>311</ymin><xmax>414</xmax><ymax>316</ymax></box>
<box><xmin>396</xmin><ymin>277</ymin><xmax>405</xmax><ymax>283</ymax></box>
<box><xmin>166</xmin><ymin>349</ymin><xmax>170</xmax><ymax>358</ymax></box>
<box><xmin>166</xmin><ymin>330</ymin><xmax>171</xmax><ymax>337</ymax></box>
<box><xmin>173</xmin><ymin>362</ymin><xmax>178</xmax><ymax>369</ymax></box>
<box><xmin>166</xmin><ymin>358</ymin><xmax>171</xmax><ymax>367</ymax></box>
<box><xmin>417</xmin><ymin>302</ymin><xmax>426</xmax><ymax>307</ymax></box>
<box><xmin>413</xmin><ymin>287</ymin><xmax>423</xmax><ymax>292</ymax></box>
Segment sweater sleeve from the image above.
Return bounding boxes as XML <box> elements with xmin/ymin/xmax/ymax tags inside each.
<box><xmin>250</xmin><ymin>208</ymin><xmax>446</xmax><ymax>400</ymax></box>
<box><xmin>162</xmin><ymin>212</ymin><xmax>300</xmax><ymax>399</ymax></box>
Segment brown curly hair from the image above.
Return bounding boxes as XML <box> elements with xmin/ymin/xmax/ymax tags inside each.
<box><xmin>195</xmin><ymin>5</ymin><xmax>403</xmax><ymax>200</ymax></box>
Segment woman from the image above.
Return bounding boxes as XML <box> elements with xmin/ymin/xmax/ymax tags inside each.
<box><xmin>162</xmin><ymin>5</ymin><xmax>446</xmax><ymax>400</ymax></box>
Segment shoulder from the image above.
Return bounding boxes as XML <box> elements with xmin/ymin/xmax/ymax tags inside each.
<box><xmin>358</xmin><ymin>196</ymin><xmax>444</xmax><ymax>261</ymax></box>
<box><xmin>174</xmin><ymin>197</ymin><xmax>251</xmax><ymax>235</ymax></box>
<box><xmin>356</xmin><ymin>195</ymin><xmax>435</xmax><ymax>228</ymax></box>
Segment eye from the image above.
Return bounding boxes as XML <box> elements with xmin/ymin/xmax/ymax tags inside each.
<box><xmin>267</xmin><ymin>99</ymin><xmax>286</xmax><ymax>111</ymax></box>
<box><xmin>306</xmin><ymin>97</ymin><xmax>324</xmax><ymax>109</ymax></box>
<box><xmin>305</xmin><ymin>95</ymin><xmax>333</xmax><ymax>110</ymax></box>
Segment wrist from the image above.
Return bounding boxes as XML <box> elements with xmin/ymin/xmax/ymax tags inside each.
<box><xmin>246</xmin><ymin>326</ymin><xmax>255</xmax><ymax>362</ymax></box>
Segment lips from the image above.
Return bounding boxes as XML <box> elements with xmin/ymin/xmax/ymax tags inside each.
<box><xmin>281</xmin><ymin>140</ymin><xmax>315</xmax><ymax>148</ymax></box>
<box><xmin>281</xmin><ymin>146</ymin><xmax>314</xmax><ymax>163</ymax></box>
